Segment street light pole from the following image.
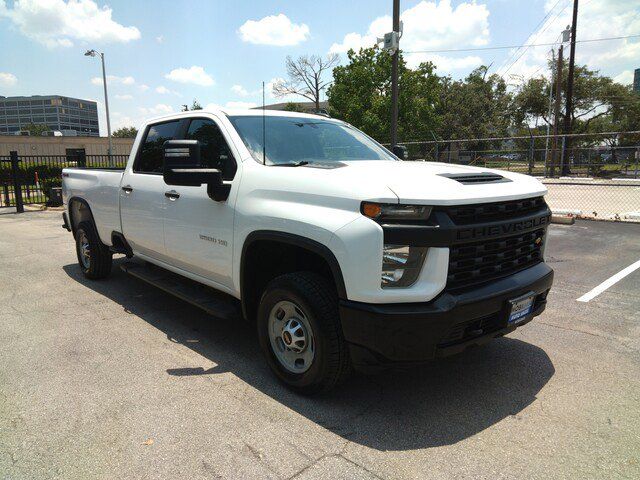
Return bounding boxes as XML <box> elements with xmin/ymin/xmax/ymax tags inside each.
<box><xmin>85</xmin><ymin>49</ymin><xmax>113</xmax><ymax>163</ymax></box>
<box><xmin>100</xmin><ymin>52</ymin><xmax>113</xmax><ymax>159</ymax></box>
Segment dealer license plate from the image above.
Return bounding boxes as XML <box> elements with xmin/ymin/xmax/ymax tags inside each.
<box><xmin>507</xmin><ymin>293</ymin><xmax>535</xmax><ymax>325</ymax></box>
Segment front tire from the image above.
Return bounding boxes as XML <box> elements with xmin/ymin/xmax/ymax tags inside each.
<box><xmin>75</xmin><ymin>221</ymin><xmax>112</xmax><ymax>279</ymax></box>
<box><xmin>257</xmin><ymin>272</ymin><xmax>351</xmax><ymax>394</ymax></box>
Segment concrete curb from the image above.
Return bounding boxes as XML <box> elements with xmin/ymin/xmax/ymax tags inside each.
<box><xmin>551</xmin><ymin>215</ymin><xmax>575</xmax><ymax>225</ymax></box>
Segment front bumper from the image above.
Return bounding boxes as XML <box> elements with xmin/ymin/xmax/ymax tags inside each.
<box><xmin>340</xmin><ymin>262</ymin><xmax>553</xmax><ymax>370</ymax></box>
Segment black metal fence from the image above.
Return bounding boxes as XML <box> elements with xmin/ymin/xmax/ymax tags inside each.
<box><xmin>0</xmin><ymin>151</ymin><xmax>129</xmax><ymax>211</ymax></box>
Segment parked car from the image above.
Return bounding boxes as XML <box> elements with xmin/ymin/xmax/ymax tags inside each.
<box><xmin>61</xmin><ymin>109</ymin><xmax>553</xmax><ymax>394</ymax></box>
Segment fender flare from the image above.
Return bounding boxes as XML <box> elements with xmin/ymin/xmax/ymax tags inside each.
<box><xmin>240</xmin><ymin>230</ymin><xmax>348</xmax><ymax>318</ymax></box>
<box><xmin>66</xmin><ymin>196</ymin><xmax>96</xmax><ymax>234</ymax></box>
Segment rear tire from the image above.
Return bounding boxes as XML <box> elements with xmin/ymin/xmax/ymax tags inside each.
<box><xmin>257</xmin><ymin>272</ymin><xmax>351</xmax><ymax>394</ymax></box>
<box><xmin>75</xmin><ymin>221</ymin><xmax>112</xmax><ymax>279</ymax></box>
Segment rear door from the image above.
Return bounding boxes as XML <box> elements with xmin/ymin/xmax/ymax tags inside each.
<box><xmin>163</xmin><ymin>115</ymin><xmax>240</xmax><ymax>288</ymax></box>
<box><xmin>120</xmin><ymin>119</ymin><xmax>183</xmax><ymax>261</ymax></box>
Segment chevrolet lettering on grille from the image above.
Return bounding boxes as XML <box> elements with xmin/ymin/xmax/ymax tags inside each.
<box><xmin>456</xmin><ymin>214</ymin><xmax>550</xmax><ymax>241</ymax></box>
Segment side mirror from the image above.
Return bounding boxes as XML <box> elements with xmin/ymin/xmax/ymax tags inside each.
<box><xmin>163</xmin><ymin>140</ymin><xmax>231</xmax><ymax>201</ymax></box>
<box><xmin>392</xmin><ymin>145</ymin><xmax>408</xmax><ymax>160</ymax></box>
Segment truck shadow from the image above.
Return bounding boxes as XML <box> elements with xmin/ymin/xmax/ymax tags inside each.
<box><xmin>63</xmin><ymin>259</ymin><xmax>555</xmax><ymax>452</ymax></box>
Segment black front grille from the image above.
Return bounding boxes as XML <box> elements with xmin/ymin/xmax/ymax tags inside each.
<box><xmin>447</xmin><ymin>228</ymin><xmax>545</xmax><ymax>290</ymax></box>
<box><xmin>443</xmin><ymin>196</ymin><xmax>547</xmax><ymax>225</ymax></box>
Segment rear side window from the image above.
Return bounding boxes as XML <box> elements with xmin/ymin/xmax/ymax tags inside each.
<box><xmin>185</xmin><ymin>119</ymin><xmax>237</xmax><ymax>180</ymax></box>
<box><xmin>134</xmin><ymin>120</ymin><xmax>181</xmax><ymax>173</ymax></box>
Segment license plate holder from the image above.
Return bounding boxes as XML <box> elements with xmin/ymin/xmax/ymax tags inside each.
<box><xmin>507</xmin><ymin>292</ymin><xmax>536</xmax><ymax>325</ymax></box>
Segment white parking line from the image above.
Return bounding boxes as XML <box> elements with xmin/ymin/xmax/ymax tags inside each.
<box><xmin>577</xmin><ymin>259</ymin><xmax>640</xmax><ymax>302</ymax></box>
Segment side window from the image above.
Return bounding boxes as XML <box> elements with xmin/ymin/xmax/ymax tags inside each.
<box><xmin>134</xmin><ymin>120</ymin><xmax>181</xmax><ymax>173</ymax></box>
<box><xmin>185</xmin><ymin>119</ymin><xmax>237</xmax><ymax>180</ymax></box>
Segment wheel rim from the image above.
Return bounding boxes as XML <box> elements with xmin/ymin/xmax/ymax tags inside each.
<box><xmin>268</xmin><ymin>300</ymin><xmax>315</xmax><ymax>373</ymax></box>
<box><xmin>78</xmin><ymin>232</ymin><xmax>91</xmax><ymax>269</ymax></box>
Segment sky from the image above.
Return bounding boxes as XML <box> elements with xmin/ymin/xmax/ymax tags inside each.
<box><xmin>1</xmin><ymin>0</ymin><xmax>639</xmax><ymax>135</ymax></box>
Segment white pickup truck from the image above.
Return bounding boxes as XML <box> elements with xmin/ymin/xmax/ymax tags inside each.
<box><xmin>62</xmin><ymin>108</ymin><xmax>553</xmax><ymax>393</ymax></box>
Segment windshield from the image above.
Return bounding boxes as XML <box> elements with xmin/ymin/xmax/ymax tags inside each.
<box><xmin>228</xmin><ymin>115</ymin><xmax>396</xmax><ymax>165</ymax></box>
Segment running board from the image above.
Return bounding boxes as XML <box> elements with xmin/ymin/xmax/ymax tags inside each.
<box><xmin>120</xmin><ymin>260</ymin><xmax>241</xmax><ymax>320</ymax></box>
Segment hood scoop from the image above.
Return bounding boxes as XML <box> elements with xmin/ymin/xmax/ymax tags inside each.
<box><xmin>438</xmin><ymin>172</ymin><xmax>511</xmax><ymax>185</ymax></box>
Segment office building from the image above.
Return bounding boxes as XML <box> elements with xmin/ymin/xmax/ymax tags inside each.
<box><xmin>0</xmin><ymin>95</ymin><xmax>99</xmax><ymax>136</ymax></box>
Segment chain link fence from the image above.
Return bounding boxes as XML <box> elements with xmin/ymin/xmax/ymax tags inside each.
<box><xmin>393</xmin><ymin>131</ymin><xmax>640</xmax><ymax>222</ymax></box>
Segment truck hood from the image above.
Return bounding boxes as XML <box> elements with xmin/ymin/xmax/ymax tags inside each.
<box><xmin>340</xmin><ymin>160</ymin><xmax>547</xmax><ymax>205</ymax></box>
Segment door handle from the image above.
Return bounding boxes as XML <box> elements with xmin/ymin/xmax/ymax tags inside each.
<box><xmin>165</xmin><ymin>190</ymin><xmax>180</xmax><ymax>200</ymax></box>
<box><xmin>121</xmin><ymin>185</ymin><xmax>133</xmax><ymax>194</ymax></box>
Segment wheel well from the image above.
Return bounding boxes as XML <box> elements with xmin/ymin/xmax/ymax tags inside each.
<box><xmin>241</xmin><ymin>236</ymin><xmax>345</xmax><ymax>322</ymax></box>
<box><xmin>68</xmin><ymin>198</ymin><xmax>94</xmax><ymax>235</ymax></box>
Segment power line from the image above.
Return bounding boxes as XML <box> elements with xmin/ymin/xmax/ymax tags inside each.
<box><xmin>498</xmin><ymin>0</ymin><xmax>569</xmax><ymax>74</ymax></box>
<box><xmin>403</xmin><ymin>34</ymin><xmax>640</xmax><ymax>55</ymax></box>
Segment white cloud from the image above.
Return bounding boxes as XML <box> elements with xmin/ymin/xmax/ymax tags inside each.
<box><xmin>238</xmin><ymin>13</ymin><xmax>310</xmax><ymax>46</ymax></box>
<box><xmin>204</xmin><ymin>101</ymin><xmax>258</xmax><ymax>111</ymax></box>
<box><xmin>0</xmin><ymin>72</ymin><xmax>18</xmax><ymax>86</ymax></box>
<box><xmin>139</xmin><ymin>84</ymin><xmax>150</xmax><ymax>91</ymax></box>
<box><xmin>329</xmin><ymin>1</ymin><xmax>490</xmax><ymax>72</ymax></box>
<box><xmin>231</xmin><ymin>84</ymin><xmax>250</xmax><ymax>96</ymax></box>
<box><xmin>409</xmin><ymin>53</ymin><xmax>483</xmax><ymax>71</ymax></box>
<box><xmin>267</xmin><ymin>77</ymin><xmax>285</xmax><ymax>99</ymax></box>
<box><xmin>155</xmin><ymin>35</ymin><xmax>163</xmax><ymax>43</ymax></box>
<box><xmin>155</xmin><ymin>85</ymin><xmax>181</xmax><ymax>96</ymax></box>
<box><xmin>138</xmin><ymin>103</ymin><xmax>174</xmax><ymax>116</ymax></box>
<box><xmin>224</xmin><ymin>101</ymin><xmax>258</xmax><ymax>109</ymax></box>
<box><xmin>114</xmin><ymin>94</ymin><xmax>133</xmax><ymax>100</ymax></box>
<box><xmin>0</xmin><ymin>0</ymin><xmax>141</xmax><ymax>48</ymax></box>
<box><xmin>498</xmin><ymin>0</ymin><xmax>640</xmax><ymax>82</ymax></box>
<box><xmin>614</xmin><ymin>70</ymin><xmax>634</xmax><ymax>85</ymax></box>
<box><xmin>91</xmin><ymin>74</ymin><xmax>135</xmax><ymax>86</ymax></box>
<box><xmin>111</xmin><ymin>111</ymin><xmax>144</xmax><ymax>130</ymax></box>
<box><xmin>165</xmin><ymin>66</ymin><xmax>214</xmax><ymax>86</ymax></box>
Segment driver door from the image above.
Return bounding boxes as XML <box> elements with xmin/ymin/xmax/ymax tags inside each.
<box><xmin>163</xmin><ymin>115</ymin><xmax>240</xmax><ymax>288</ymax></box>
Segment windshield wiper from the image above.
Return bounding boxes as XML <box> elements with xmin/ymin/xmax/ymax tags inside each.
<box><xmin>272</xmin><ymin>161</ymin><xmax>310</xmax><ymax>167</ymax></box>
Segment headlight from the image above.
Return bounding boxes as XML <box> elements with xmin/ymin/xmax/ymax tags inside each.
<box><xmin>362</xmin><ymin>202</ymin><xmax>432</xmax><ymax>222</ymax></box>
<box><xmin>381</xmin><ymin>245</ymin><xmax>428</xmax><ymax>288</ymax></box>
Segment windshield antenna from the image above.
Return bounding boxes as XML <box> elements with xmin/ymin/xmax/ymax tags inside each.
<box><xmin>262</xmin><ymin>81</ymin><xmax>266</xmax><ymax>165</ymax></box>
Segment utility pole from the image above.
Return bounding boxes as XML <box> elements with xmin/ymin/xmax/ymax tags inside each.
<box><xmin>550</xmin><ymin>45</ymin><xmax>563</xmax><ymax>177</ymax></box>
<box><xmin>544</xmin><ymin>48</ymin><xmax>555</xmax><ymax>175</ymax></box>
<box><xmin>390</xmin><ymin>0</ymin><xmax>400</xmax><ymax>149</ymax></box>
<box><xmin>561</xmin><ymin>0</ymin><xmax>579</xmax><ymax>175</ymax></box>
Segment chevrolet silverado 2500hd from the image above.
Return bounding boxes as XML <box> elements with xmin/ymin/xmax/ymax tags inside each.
<box><xmin>62</xmin><ymin>109</ymin><xmax>553</xmax><ymax>393</ymax></box>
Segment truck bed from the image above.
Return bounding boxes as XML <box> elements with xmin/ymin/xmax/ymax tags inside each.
<box><xmin>62</xmin><ymin>167</ymin><xmax>124</xmax><ymax>245</ymax></box>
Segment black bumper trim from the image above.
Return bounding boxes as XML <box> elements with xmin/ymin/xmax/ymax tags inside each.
<box><xmin>339</xmin><ymin>262</ymin><xmax>553</xmax><ymax>368</ymax></box>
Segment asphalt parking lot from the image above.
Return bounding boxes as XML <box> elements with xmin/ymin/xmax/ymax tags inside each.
<box><xmin>1</xmin><ymin>211</ymin><xmax>639</xmax><ymax>479</ymax></box>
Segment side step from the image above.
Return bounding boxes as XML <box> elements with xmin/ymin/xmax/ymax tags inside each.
<box><xmin>120</xmin><ymin>259</ymin><xmax>241</xmax><ymax>320</ymax></box>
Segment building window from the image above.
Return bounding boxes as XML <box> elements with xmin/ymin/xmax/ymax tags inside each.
<box><xmin>50</xmin><ymin>98</ymin><xmax>62</xmax><ymax>106</ymax></box>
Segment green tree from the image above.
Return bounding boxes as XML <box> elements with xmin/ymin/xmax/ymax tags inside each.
<box><xmin>327</xmin><ymin>46</ymin><xmax>440</xmax><ymax>145</ymax></box>
<box><xmin>112</xmin><ymin>126</ymin><xmax>138</xmax><ymax>138</ymax></box>
<box><xmin>24</xmin><ymin>123</ymin><xmax>50</xmax><ymax>136</ymax></box>
<box><xmin>282</xmin><ymin>102</ymin><xmax>306</xmax><ymax>113</ymax></box>
<box><xmin>435</xmin><ymin>66</ymin><xmax>512</xmax><ymax>150</ymax></box>
<box><xmin>182</xmin><ymin>99</ymin><xmax>203</xmax><ymax>111</ymax></box>
<box><xmin>512</xmin><ymin>61</ymin><xmax>640</xmax><ymax>137</ymax></box>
